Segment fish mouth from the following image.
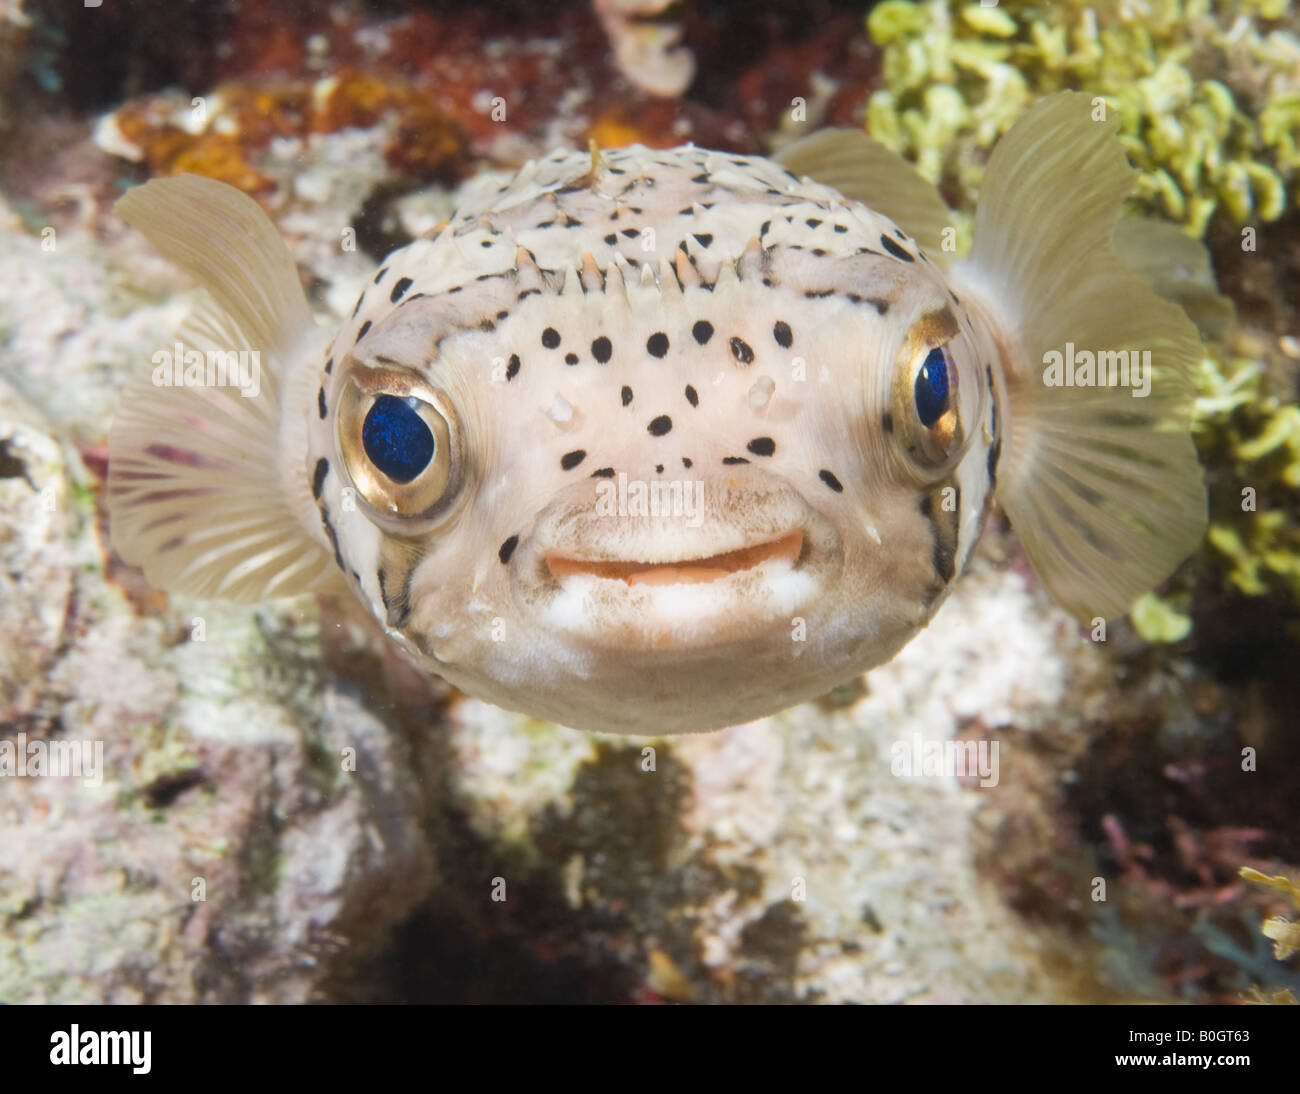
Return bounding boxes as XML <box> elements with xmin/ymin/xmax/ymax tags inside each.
<box><xmin>546</xmin><ymin>529</ymin><xmax>804</xmax><ymax>587</ymax></box>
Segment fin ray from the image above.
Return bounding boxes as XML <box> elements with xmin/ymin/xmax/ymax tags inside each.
<box><xmin>107</xmin><ymin>179</ymin><xmax>343</xmax><ymax>602</ymax></box>
<box><xmin>952</xmin><ymin>92</ymin><xmax>1207</xmax><ymax>621</ymax></box>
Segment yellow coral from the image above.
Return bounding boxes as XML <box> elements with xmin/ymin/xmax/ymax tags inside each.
<box><xmin>864</xmin><ymin>0</ymin><xmax>1300</xmax><ymax>233</ymax></box>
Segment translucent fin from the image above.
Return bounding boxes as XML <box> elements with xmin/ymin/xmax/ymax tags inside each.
<box><xmin>107</xmin><ymin>177</ymin><xmax>341</xmax><ymax>601</ymax></box>
<box><xmin>774</xmin><ymin>128</ymin><xmax>951</xmax><ymax>261</ymax></box>
<box><xmin>115</xmin><ymin>175</ymin><xmax>313</xmax><ymax>357</ymax></box>
<box><xmin>951</xmin><ymin>92</ymin><xmax>1207</xmax><ymax>622</ymax></box>
<box><xmin>1113</xmin><ymin>217</ymin><xmax>1235</xmax><ymax>341</ymax></box>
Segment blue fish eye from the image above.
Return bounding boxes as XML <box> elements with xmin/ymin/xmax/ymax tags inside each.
<box><xmin>914</xmin><ymin>346</ymin><xmax>951</xmax><ymax>428</ymax></box>
<box><xmin>362</xmin><ymin>394</ymin><xmax>435</xmax><ymax>484</ymax></box>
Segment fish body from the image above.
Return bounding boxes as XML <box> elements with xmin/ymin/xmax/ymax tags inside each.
<box><xmin>107</xmin><ymin>93</ymin><xmax>1209</xmax><ymax>734</ymax></box>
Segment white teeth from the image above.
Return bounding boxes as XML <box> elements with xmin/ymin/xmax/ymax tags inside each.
<box><xmin>546</xmin><ymin>394</ymin><xmax>575</xmax><ymax>425</ymax></box>
<box><xmin>748</xmin><ymin>375</ymin><xmax>775</xmax><ymax>409</ymax></box>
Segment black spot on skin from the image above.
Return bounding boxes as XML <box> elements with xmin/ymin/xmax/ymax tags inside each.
<box><xmin>449</xmin><ymin>285</ymin><xmax>463</xmax><ymax>293</ymax></box>
<box><xmin>648</xmin><ymin>415</ymin><xmax>672</xmax><ymax>436</ymax></box>
<box><xmin>881</xmin><ymin>235</ymin><xmax>914</xmax><ymax>262</ymax></box>
<box><xmin>518</xmin><ymin>288</ymin><xmax>540</xmax><ymax>299</ymax></box>
<box><xmin>805</xmin><ymin>218</ymin><xmax>822</xmax><ymax>229</ymax></box>
<box><xmin>685</xmin><ymin>385</ymin><xmax>698</xmax><ymax>407</ymax></box>
<box><xmin>604</xmin><ymin>233</ymin><xmax>617</xmax><ymax>245</ymax></box>
<box><xmin>693</xmin><ymin>232</ymin><xmax>713</xmax><ymax>248</ymax></box>
<box><xmin>320</xmin><ymin>508</ymin><xmax>345</xmax><ymax>571</ymax></box>
<box><xmin>812</xmin><ymin>248</ymin><xmax>827</xmax><ymax>257</ymax></box>
<box><xmin>592</xmin><ymin>336</ymin><xmax>612</xmax><ymax>363</ymax></box>
<box><xmin>655</xmin><ymin>464</ymin><xmax>664</xmax><ymax>474</ymax></box>
<box><xmin>866</xmin><ymin>298</ymin><xmax>890</xmax><ymax>315</ymax></box>
<box><xmin>722</xmin><ymin>456</ymin><xmax>749</xmax><ymax>465</ymax></box>
<box><xmin>833</xmin><ymin>223</ymin><xmax>847</xmax><ymax>233</ymax></box>
<box><xmin>729</xmin><ymin>337</ymin><xmax>755</xmax><ymax>365</ymax></box>
<box><xmin>561</xmin><ymin>449</ymin><xmax>586</xmax><ymax>470</ymax></box>
<box><xmin>919</xmin><ymin>493</ymin><xmax>957</xmax><ymax>583</ymax></box>
<box><xmin>691</xmin><ymin>172</ymin><xmax>709</xmax><ymax>183</ymax></box>
<box><xmin>682</xmin><ymin>457</ymin><xmax>693</xmax><ymax>469</ymax></box>
<box><xmin>351</xmin><ymin>293</ymin><xmax>365</xmax><ymax>319</ymax></box>
<box><xmin>747</xmin><ymin>436</ymin><xmax>775</xmax><ymax>457</ymax></box>
<box><xmin>542</xmin><ymin>327</ymin><xmax>561</xmax><ymax>349</ymax></box>
<box><xmin>647</xmin><ymin>332</ymin><xmax>669</xmax><ymax>358</ymax></box>
<box><xmin>497</xmin><ymin>309</ymin><xmax>509</xmax><ymax>320</ymax></box>
<box><xmin>819</xmin><ymin>469</ymin><xmax>844</xmax><ymax>493</ymax></box>
<box><xmin>987</xmin><ymin>437</ymin><xmax>1002</xmax><ymax>486</ymax></box>
<box><xmin>324</xmin><ymin>357</ymin><xmax>334</xmax><ymax>374</ymax></box>
<box><xmin>692</xmin><ymin>320</ymin><xmax>713</xmax><ymax>345</ymax></box>
<box><xmin>506</xmin><ymin>353</ymin><xmax>520</xmax><ymax>381</ymax></box>
<box><xmin>390</xmin><ymin>276</ymin><xmax>413</xmax><ymax>303</ymax></box>
<box><xmin>499</xmin><ymin>535</ymin><xmax>519</xmax><ymax>564</ymax></box>
<box><xmin>759</xmin><ymin>219</ymin><xmax>771</xmax><ymax>236</ymax></box>
<box><xmin>949</xmin><ymin>289</ymin><xmax>961</xmax><ymax>305</ymax></box>
<box><xmin>479</xmin><ymin>319</ymin><xmax>496</xmax><ymax>333</ymax></box>
<box><xmin>565</xmin><ymin>352</ymin><xmax>579</xmax><ymax>365</ymax></box>
<box><xmin>374</xmin><ymin>267</ymin><xmax>388</xmax><ymax>283</ymax></box>
<box><xmin>591</xmin><ymin>467</ymin><xmax>616</xmax><ymax>478</ymax></box>
<box><xmin>773</xmin><ymin>320</ymin><xmax>792</xmax><ymax>348</ymax></box>
<box><xmin>621</xmin><ymin>386</ymin><xmax>633</xmax><ymax>406</ymax></box>
<box><xmin>621</xmin><ymin>227</ymin><xmax>640</xmax><ymax>239</ymax></box>
<box><xmin>804</xmin><ymin>289</ymin><xmax>834</xmax><ymax>299</ymax></box>
<box><xmin>317</xmin><ymin>388</ymin><xmax>327</xmax><ymax>419</ymax></box>
<box><xmin>355</xmin><ymin>320</ymin><xmax>372</xmax><ymax>343</ymax></box>
<box><xmin>312</xmin><ymin>458</ymin><xmax>329</xmax><ymax>499</ymax></box>
<box><xmin>563</xmin><ymin>215</ymin><xmax>581</xmax><ymax>228</ymax></box>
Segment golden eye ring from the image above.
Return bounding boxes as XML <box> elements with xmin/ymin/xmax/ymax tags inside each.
<box><xmin>889</xmin><ymin>308</ymin><xmax>966</xmax><ymax>476</ymax></box>
<box><xmin>336</xmin><ymin>360</ymin><xmax>462</xmax><ymax>526</ymax></box>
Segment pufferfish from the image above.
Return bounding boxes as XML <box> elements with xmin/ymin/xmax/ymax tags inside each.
<box><xmin>106</xmin><ymin>92</ymin><xmax>1212</xmax><ymax>735</ymax></box>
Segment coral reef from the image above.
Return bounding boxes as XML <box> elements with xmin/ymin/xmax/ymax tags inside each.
<box><xmin>865</xmin><ymin>0</ymin><xmax>1300</xmax><ymax>234</ymax></box>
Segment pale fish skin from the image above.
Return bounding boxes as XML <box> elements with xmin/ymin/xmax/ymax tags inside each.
<box><xmin>107</xmin><ymin>92</ymin><xmax>1211</xmax><ymax>734</ymax></box>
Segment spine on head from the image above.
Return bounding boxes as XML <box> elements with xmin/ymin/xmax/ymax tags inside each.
<box><xmin>107</xmin><ymin>175</ymin><xmax>340</xmax><ymax>601</ymax></box>
<box><xmin>950</xmin><ymin>92</ymin><xmax>1207</xmax><ymax>622</ymax></box>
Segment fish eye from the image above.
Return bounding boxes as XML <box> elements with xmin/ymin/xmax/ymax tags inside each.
<box><xmin>888</xmin><ymin>309</ymin><xmax>974</xmax><ymax>478</ymax></box>
<box><xmin>914</xmin><ymin>347</ymin><xmax>951</xmax><ymax>427</ymax></box>
<box><xmin>336</xmin><ymin>361</ymin><xmax>462</xmax><ymax>526</ymax></box>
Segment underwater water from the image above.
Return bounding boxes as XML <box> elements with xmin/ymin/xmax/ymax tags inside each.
<box><xmin>0</xmin><ymin>0</ymin><xmax>1297</xmax><ymax>1015</ymax></box>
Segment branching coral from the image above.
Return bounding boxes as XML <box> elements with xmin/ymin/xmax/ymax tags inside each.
<box><xmin>865</xmin><ymin>0</ymin><xmax>1300</xmax><ymax>235</ymax></box>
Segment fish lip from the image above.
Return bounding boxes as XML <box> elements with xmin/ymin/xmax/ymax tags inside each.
<box><xmin>544</xmin><ymin>528</ymin><xmax>806</xmax><ymax>587</ymax></box>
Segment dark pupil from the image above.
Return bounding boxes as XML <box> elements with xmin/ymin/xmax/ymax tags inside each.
<box><xmin>362</xmin><ymin>394</ymin><xmax>434</xmax><ymax>484</ymax></box>
<box><xmin>914</xmin><ymin>347</ymin><xmax>950</xmax><ymax>428</ymax></box>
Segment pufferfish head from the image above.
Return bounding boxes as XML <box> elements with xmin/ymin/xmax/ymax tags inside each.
<box><xmin>319</xmin><ymin>237</ymin><xmax>996</xmax><ymax>734</ymax></box>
